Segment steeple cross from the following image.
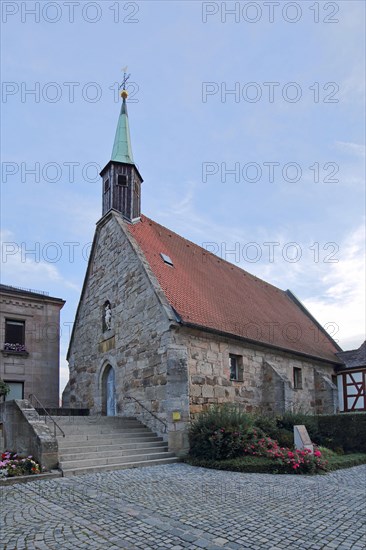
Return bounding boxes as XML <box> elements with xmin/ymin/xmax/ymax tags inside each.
<box><xmin>120</xmin><ymin>66</ymin><xmax>131</xmax><ymax>90</ymax></box>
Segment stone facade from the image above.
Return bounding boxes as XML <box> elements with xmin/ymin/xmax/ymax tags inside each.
<box><xmin>66</xmin><ymin>211</ymin><xmax>189</xmax><ymax>454</ymax></box>
<box><xmin>173</xmin><ymin>327</ymin><xmax>338</xmax><ymax>417</ymax></box>
<box><xmin>0</xmin><ymin>285</ymin><xmax>65</xmax><ymax>408</ymax></box>
<box><xmin>66</xmin><ymin>211</ymin><xmax>338</xmax><ymax>455</ymax></box>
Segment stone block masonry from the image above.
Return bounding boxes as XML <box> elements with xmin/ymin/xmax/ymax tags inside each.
<box><xmin>180</xmin><ymin>327</ymin><xmax>338</xmax><ymax>416</ymax></box>
<box><xmin>67</xmin><ymin>211</ymin><xmax>190</xmax><ymax>455</ymax></box>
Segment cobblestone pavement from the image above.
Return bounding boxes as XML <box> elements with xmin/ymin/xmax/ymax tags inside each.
<box><xmin>1</xmin><ymin>464</ymin><xmax>365</xmax><ymax>550</ymax></box>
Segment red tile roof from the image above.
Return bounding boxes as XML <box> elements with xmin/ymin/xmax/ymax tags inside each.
<box><xmin>127</xmin><ymin>215</ymin><xmax>340</xmax><ymax>363</ymax></box>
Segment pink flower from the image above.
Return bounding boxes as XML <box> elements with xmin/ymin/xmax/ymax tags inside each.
<box><xmin>314</xmin><ymin>450</ymin><xmax>321</xmax><ymax>457</ymax></box>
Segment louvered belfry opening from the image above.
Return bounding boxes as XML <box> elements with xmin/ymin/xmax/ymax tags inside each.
<box><xmin>100</xmin><ymin>91</ymin><xmax>143</xmax><ymax>222</ymax></box>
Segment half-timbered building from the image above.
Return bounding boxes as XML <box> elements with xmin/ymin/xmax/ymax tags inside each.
<box><xmin>336</xmin><ymin>341</ymin><xmax>366</xmax><ymax>412</ymax></box>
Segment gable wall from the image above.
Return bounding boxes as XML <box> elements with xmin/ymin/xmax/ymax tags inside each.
<box><xmin>67</xmin><ymin>214</ymin><xmax>189</xmax><ymax>449</ymax></box>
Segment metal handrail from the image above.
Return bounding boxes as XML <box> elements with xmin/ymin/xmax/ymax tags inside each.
<box><xmin>125</xmin><ymin>395</ymin><xmax>168</xmax><ymax>433</ymax></box>
<box><xmin>28</xmin><ymin>394</ymin><xmax>65</xmax><ymax>437</ymax></box>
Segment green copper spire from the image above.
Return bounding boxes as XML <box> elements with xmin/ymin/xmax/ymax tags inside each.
<box><xmin>111</xmin><ymin>96</ymin><xmax>134</xmax><ymax>164</ymax></box>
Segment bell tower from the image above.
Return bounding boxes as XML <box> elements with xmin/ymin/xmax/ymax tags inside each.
<box><xmin>100</xmin><ymin>71</ymin><xmax>143</xmax><ymax>222</ymax></box>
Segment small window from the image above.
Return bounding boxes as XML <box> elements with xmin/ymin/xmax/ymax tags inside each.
<box><xmin>293</xmin><ymin>367</ymin><xmax>302</xmax><ymax>389</ymax></box>
<box><xmin>104</xmin><ymin>178</ymin><xmax>110</xmax><ymax>193</ymax></box>
<box><xmin>160</xmin><ymin>253</ymin><xmax>174</xmax><ymax>267</ymax></box>
<box><xmin>229</xmin><ymin>354</ymin><xmax>243</xmax><ymax>381</ymax></box>
<box><xmin>4</xmin><ymin>381</ymin><xmax>24</xmax><ymax>400</ymax></box>
<box><xmin>118</xmin><ymin>174</ymin><xmax>127</xmax><ymax>186</ymax></box>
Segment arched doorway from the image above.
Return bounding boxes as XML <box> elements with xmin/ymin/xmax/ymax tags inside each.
<box><xmin>102</xmin><ymin>365</ymin><xmax>116</xmax><ymax>416</ymax></box>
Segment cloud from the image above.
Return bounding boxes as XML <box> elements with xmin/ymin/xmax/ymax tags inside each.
<box><xmin>335</xmin><ymin>141</ymin><xmax>365</xmax><ymax>158</ymax></box>
<box><xmin>303</xmin><ymin>224</ymin><xmax>365</xmax><ymax>350</ymax></box>
<box><xmin>151</xmin><ymin>190</ymin><xmax>365</xmax><ymax>351</ymax></box>
<box><xmin>0</xmin><ymin>229</ymin><xmax>79</xmax><ymax>292</ymax></box>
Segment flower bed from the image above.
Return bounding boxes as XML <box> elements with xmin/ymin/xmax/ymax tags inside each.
<box><xmin>189</xmin><ymin>406</ymin><xmax>331</xmax><ymax>474</ymax></box>
<box><xmin>241</xmin><ymin>429</ymin><xmax>328</xmax><ymax>474</ymax></box>
<box><xmin>0</xmin><ymin>451</ymin><xmax>42</xmax><ymax>478</ymax></box>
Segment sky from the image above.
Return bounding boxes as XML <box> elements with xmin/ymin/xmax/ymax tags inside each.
<box><xmin>1</xmin><ymin>0</ymin><xmax>365</xmax><ymax>395</ymax></box>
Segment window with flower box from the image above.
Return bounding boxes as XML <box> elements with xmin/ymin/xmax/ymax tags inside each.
<box><xmin>4</xmin><ymin>319</ymin><xmax>26</xmax><ymax>352</ymax></box>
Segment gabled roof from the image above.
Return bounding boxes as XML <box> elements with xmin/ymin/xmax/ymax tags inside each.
<box><xmin>336</xmin><ymin>341</ymin><xmax>366</xmax><ymax>370</ymax></box>
<box><xmin>127</xmin><ymin>215</ymin><xmax>342</xmax><ymax>364</ymax></box>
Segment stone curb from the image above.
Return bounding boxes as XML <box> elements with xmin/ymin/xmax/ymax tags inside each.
<box><xmin>0</xmin><ymin>470</ymin><xmax>62</xmax><ymax>486</ymax></box>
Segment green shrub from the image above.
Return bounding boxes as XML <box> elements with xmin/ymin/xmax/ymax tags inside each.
<box><xmin>317</xmin><ymin>446</ymin><xmax>337</xmax><ymax>459</ymax></box>
<box><xmin>253</xmin><ymin>415</ymin><xmax>279</xmax><ymax>438</ymax></box>
<box><xmin>275</xmin><ymin>429</ymin><xmax>293</xmax><ymax>448</ymax></box>
<box><xmin>276</xmin><ymin>412</ymin><xmax>320</xmax><ymax>441</ymax></box>
<box><xmin>189</xmin><ymin>408</ymin><xmax>366</xmax><ymax>465</ymax></box>
<box><xmin>189</xmin><ymin>404</ymin><xmax>253</xmax><ymax>459</ymax></box>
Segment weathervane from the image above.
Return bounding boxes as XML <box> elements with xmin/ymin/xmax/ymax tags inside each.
<box><xmin>120</xmin><ymin>66</ymin><xmax>131</xmax><ymax>99</ymax></box>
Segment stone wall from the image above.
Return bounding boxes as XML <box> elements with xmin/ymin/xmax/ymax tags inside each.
<box><xmin>314</xmin><ymin>369</ymin><xmax>338</xmax><ymax>414</ymax></box>
<box><xmin>178</xmin><ymin>327</ymin><xmax>338</xmax><ymax>416</ymax></box>
<box><xmin>67</xmin><ymin>212</ymin><xmax>190</xmax><ymax>455</ymax></box>
<box><xmin>0</xmin><ymin>400</ymin><xmax>58</xmax><ymax>470</ymax></box>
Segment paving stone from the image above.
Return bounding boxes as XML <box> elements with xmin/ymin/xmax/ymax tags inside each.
<box><xmin>1</xmin><ymin>463</ymin><xmax>365</xmax><ymax>550</ymax></box>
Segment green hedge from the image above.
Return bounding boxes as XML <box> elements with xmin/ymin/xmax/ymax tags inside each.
<box><xmin>325</xmin><ymin>454</ymin><xmax>366</xmax><ymax>471</ymax></box>
<box><xmin>185</xmin><ymin>453</ymin><xmax>366</xmax><ymax>474</ymax></box>
<box><xmin>185</xmin><ymin>456</ymin><xmax>292</xmax><ymax>474</ymax></box>
<box><xmin>263</xmin><ymin>412</ymin><xmax>366</xmax><ymax>453</ymax></box>
<box><xmin>188</xmin><ymin>405</ymin><xmax>366</xmax><ymax>461</ymax></box>
<box><xmin>316</xmin><ymin>413</ymin><xmax>366</xmax><ymax>453</ymax></box>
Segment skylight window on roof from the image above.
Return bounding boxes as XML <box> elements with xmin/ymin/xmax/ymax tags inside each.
<box><xmin>160</xmin><ymin>253</ymin><xmax>174</xmax><ymax>267</ymax></box>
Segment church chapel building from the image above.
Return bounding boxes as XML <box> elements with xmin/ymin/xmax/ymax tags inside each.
<box><xmin>65</xmin><ymin>87</ymin><xmax>343</xmax><ymax>454</ymax></box>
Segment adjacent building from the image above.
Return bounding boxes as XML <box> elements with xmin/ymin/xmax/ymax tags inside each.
<box><xmin>336</xmin><ymin>341</ymin><xmax>366</xmax><ymax>412</ymax></box>
<box><xmin>65</xmin><ymin>88</ymin><xmax>343</xmax><ymax>454</ymax></box>
<box><xmin>0</xmin><ymin>284</ymin><xmax>65</xmax><ymax>407</ymax></box>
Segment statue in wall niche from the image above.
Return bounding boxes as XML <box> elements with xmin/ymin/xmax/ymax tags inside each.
<box><xmin>104</xmin><ymin>302</ymin><xmax>112</xmax><ymax>330</ymax></box>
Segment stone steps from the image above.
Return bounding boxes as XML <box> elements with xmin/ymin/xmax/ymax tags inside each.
<box><xmin>61</xmin><ymin>456</ymin><xmax>179</xmax><ymax>477</ymax></box>
<box><xmin>51</xmin><ymin>417</ymin><xmax>139</xmax><ymax>426</ymax></box>
<box><xmin>58</xmin><ymin>434</ymin><xmax>162</xmax><ymax>449</ymax></box>
<box><xmin>59</xmin><ymin>450</ymin><xmax>176</xmax><ymax>470</ymax></box>
<box><xmin>52</xmin><ymin>415</ymin><xmax>178</xmax><ymax>476</ymax></box>
<box><xmin>57</xmin><ymin>430</ymin><xmax>154</xmax><ymax>442</ymax></box>
<box><xmin>56</xmin><ymin>426</ymin><xmax>150</xmax><ymax>438</ymax></box>
<box><xmin>60</xmin><ymin>443</ymin><xmax>168</xmax><ymax>461</ymax></box>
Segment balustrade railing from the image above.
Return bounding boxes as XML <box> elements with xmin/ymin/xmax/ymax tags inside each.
<box><xmin>125</xmin><ymin>395</ymin><xmax>167</xmax><ymax>434</ymax></box>
<box><xmin>28</xmin><ymin>394</ymin><xmax>65</xmax><ymax>437</ymax></box>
